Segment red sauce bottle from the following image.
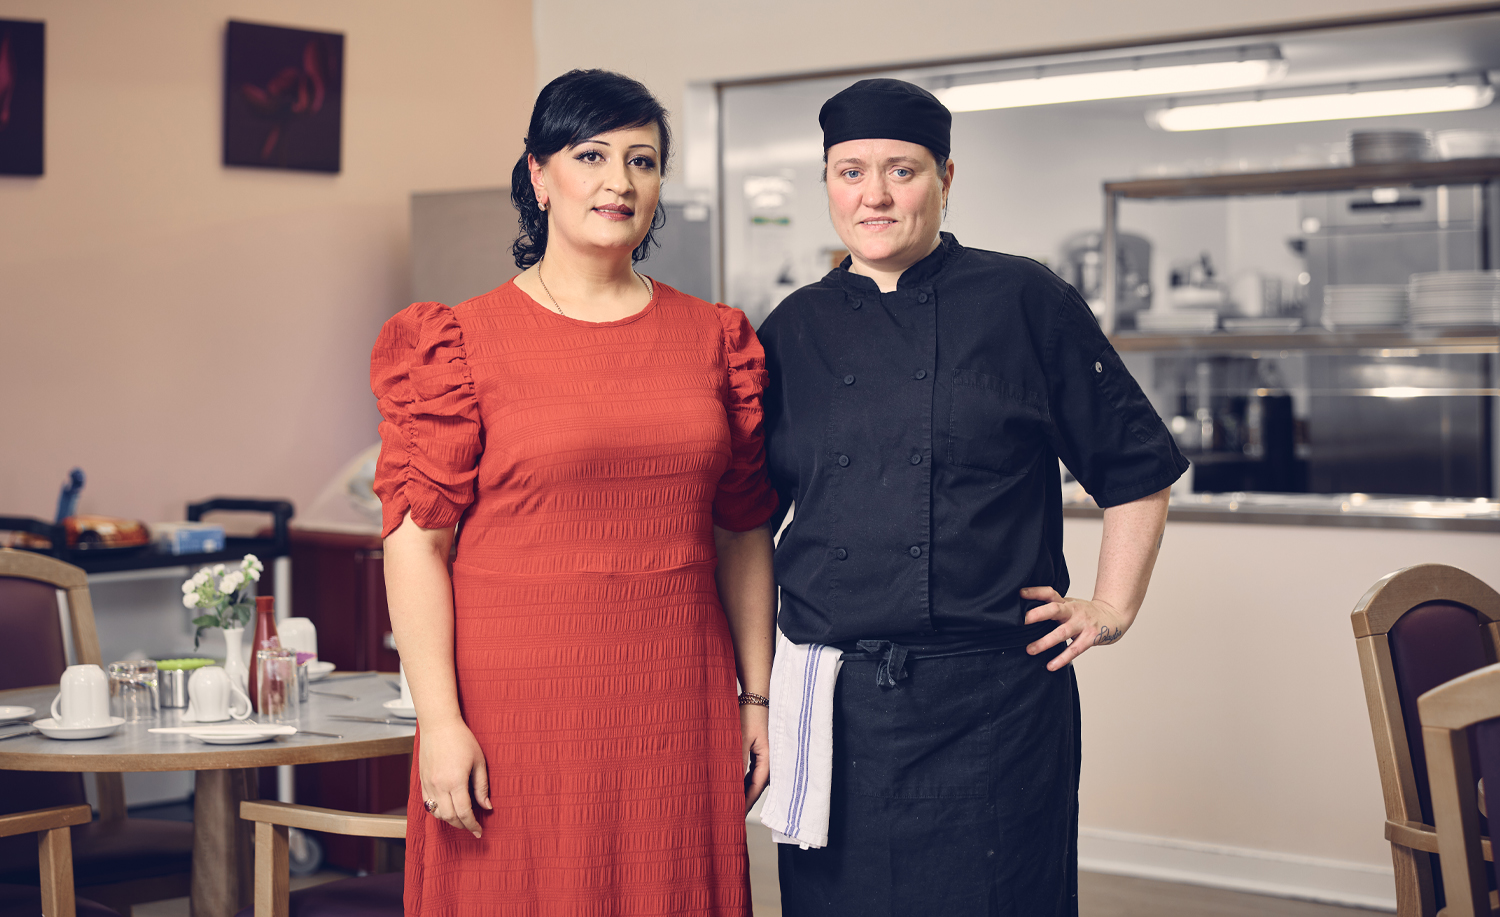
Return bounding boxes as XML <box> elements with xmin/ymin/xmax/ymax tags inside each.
<box><xmin>247</xmin><ymin>595</ymin><xmax>280</xmax><ymax>712</ymax></box>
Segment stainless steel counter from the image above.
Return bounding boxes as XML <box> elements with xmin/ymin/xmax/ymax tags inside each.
<box><xmin>1064</xmin><ymin>492</ymin><xmax>1500</xmax><ymax>532</ymax></box>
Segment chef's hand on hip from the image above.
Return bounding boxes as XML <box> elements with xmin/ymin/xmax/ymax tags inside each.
<box><xmin>741</xmin><ymin>703</ymin><xmax>770</xmax><ymax>813</ymax></box>
<box><xmin>419</xmin><ymin>717</ymin><xmax>492</xmax><ymax>838</ymax></box>
<box><xmin>1020</xmin><ymin>586</ymin><xmax>1132</xmax><ymax>671</ymax></box>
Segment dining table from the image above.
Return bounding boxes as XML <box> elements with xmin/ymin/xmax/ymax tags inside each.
<box><xmin>0</xmin><ymin>671</ymin><xmax>415</xmax><ymax>917</ymax></box>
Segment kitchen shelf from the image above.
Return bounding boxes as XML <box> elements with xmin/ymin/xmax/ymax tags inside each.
<box><xmin>1111</xmin><ymin>328</ymin><xmax>1500</xmax><ymax>354</ymax></box>
<box><xmin>0</xmin><ymin>497</ymin><xmax>293</xmax><ymax>576</ymax></box>
<box><xmin>1099</xmin><ymin>158</ymin><xmax>1500</xmax><ymax>334</ymax></box>
<box><xmin>1105</xmin><ymin>158</ymin><xmax>1500</xmax><ymax>200</ymax></box>
<box><xmin>67</xmin><ymin>536</ymin><xmax>287</xmax><ymax>576</ymax></box>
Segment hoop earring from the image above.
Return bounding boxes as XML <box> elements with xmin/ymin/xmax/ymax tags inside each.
<box><xmin>538</xmin><ymin>201</ymin><xmax>547</xmax><ymax>212</ymax></box>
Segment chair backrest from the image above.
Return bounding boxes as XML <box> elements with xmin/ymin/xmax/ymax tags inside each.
<box><xmin>1418</xmin><ymin>662</ymin><xmax>1500</xmax><ymax>917</ymax></box>
<box><xmin>0</xmin><ymin>549</ymin><xmax>103</xmax><ymax>672</ymax></box>
<box><xmin>239</xmin><ymin>801</ymin><xmax>405</xmax><ymax>917</ymax></box>
<box><xmin>0</xmin><ymin>551</ymin><xmax>123</xmax><ymax>836</ymax></box>
<box><xmin>1389</xmin><ymin>602</ymin><xmax>1493</xmax><ymax>827</ymax></box>
<box><xmin>1351</xmin><ymin>563</ymin><xmax>1500</xmax><ymax>915</ymax></box>
<box><xmin>0</xmin><ymin>804</ymin><xmax>94</xmax><ymax>917</ymax></box>
<box><xmin>0</xmin><ymin>575</ymin><xmax>71</xmax><ymax>689</ymax></box>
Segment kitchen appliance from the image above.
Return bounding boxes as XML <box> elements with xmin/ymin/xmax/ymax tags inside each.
<box><xmin>1299</xmin><ymin>184</ymin><xmax>1497</xmax><ymax>327</ymax></box>
<box><xmin>1058</xmin><ymin>230</ymin><xmax>1152</xmax><ymax>327</ymax></box>
<box><xmin>1164</xmin><ymin>356</ymin><xmax>1307</xmax><ymax>493</ymax></box>
<box><xmin>1305</xmin><ymin>353</ymin><xmax>1492</xmax><ymax>497</ymax></box>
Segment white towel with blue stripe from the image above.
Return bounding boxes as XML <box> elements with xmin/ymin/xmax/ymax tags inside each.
<box><xmin>759</xmin><ymin>628</ymin><xmax>844</xmax><ymax>849</ymax></box>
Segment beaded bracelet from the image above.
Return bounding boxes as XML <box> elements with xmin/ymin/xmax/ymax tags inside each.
<box><xmin>738</xmin><ymin>692</ymin><xmax>770</xmax><ymax>707</ymax></box>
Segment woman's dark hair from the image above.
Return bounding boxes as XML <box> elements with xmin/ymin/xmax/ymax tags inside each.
<box><xmin>511</xmin><ymin>69</ymin><xmax>671</xmax><ymax>269</ymax></box>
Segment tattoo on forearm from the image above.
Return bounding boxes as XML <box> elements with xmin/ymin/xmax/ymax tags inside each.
<box><xmin>1096</xmin><ymin>625</ymin><xmax>1123</xmax><ymax>646</ymax></box>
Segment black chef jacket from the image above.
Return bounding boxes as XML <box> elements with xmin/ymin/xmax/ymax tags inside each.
<box><xmin>759</xmin><ymin>233</ymin><xmax>1188</xmax><ymax>647</ymax></box>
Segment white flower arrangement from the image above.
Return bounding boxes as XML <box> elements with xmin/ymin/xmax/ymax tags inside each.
<box><xmin>183</xmin><ymin>554</ymin><xmax>263</xmax><ymax>647</ymax></box>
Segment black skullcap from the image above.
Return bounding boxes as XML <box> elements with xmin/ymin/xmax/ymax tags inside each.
<box><xmin>819</xmin><ymin>78</ymin><xmax>952</xmax><ymax>161</ymax></box>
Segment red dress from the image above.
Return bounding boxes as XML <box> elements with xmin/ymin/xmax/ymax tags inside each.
<box><xmin>370</xmin><ymin>279</ymin><xmax>777</xmax><ymax>916</ymax></box>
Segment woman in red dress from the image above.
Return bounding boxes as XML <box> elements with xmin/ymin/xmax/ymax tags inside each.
<box><xmin>371</xmin><ymin>70</ymin><xmax>777</xmax><ymax>915</ymax></box>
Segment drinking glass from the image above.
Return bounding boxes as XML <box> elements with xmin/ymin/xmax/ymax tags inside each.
<box><xmin>107</xmin><ymin>660</ymin><xmax>159</xmax><ymax>723</ymax></box>
<box><xmin>255</xmin><ymin>648</ymin><xmax>300</xmax><ymax>723</ymax></box>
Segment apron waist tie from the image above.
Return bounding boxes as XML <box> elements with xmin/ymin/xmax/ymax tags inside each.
<box><xmin>853</xmin><ymin>640</ymin><xmax>910</xmax><ymax>687</ymax></box>
<box><xmin>840</xmin><ymin>623</ymin><xmax>1057</xmax><ymax>687</ymax></box>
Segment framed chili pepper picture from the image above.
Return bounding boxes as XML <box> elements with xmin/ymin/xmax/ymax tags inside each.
<box><xmin>223</xmin><ymin>20</ymin><xmax>344</xmax><ymax>173</ymax></box>
<box><xmin>0</xmin><ymin>18</ymin><xmax>45</xmax><ymax>176</ymax></box>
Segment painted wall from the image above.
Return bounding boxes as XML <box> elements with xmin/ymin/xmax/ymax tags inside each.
<box><xmin>0</xmin><ymin>0</ymin><xmax>535</xmax><ymax>524</ymax></box>
<box><xmin>1066</xmin><ymin>519</ymin><xmax>1500</xmax><ymax>905</ymax></box>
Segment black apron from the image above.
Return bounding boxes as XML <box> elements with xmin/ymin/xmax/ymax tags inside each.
<box><xmin>778</xmin><ymin>638</ymin><xmax>1080</xmax><ymax>917</ymax></box>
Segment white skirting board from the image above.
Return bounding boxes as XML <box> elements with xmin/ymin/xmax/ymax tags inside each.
<box><xmin>1078</xmin><ymin>827</ymin><xmax>1397</xmax><ymax>912</ymax></box>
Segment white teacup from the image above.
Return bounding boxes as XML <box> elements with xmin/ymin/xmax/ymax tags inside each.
<box><xmin>186</xmin><ymin>666</ymin><xmax>252</xmax><ymax>723</ymax></box>
<box><xmin>398</xmin><ymin>663</ymin><xmax>412</xmax><ymax>706</ymax></box>
<box><xmin>51</xmin><ymin>664</ymin><xmax>111</xmax><ymax>728</ymax></box>
<box><xmin>278</xmin><ymin>617</ymin><xmax>317</xmax><ymax>662</ymax></box>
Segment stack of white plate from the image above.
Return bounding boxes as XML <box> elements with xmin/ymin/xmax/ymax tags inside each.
<box><xmin>1136</xmin><ymin>309</ymin><xmax>1218</xmax><ymax>333</ymax></box>
<box><xmin>1222</xmin><ymin>317</ymin><xmax>1302</xmax><ymax>333</ymax></box>
<box><xmin>1408</xmin><ymin>272</ymin><xmax>1500</xmax><ymax>326</ymax></box>
<box><xmin>1322</xmin><ymin>285</ymin><xmax>1407</xmax><ymax>329</ymax></box>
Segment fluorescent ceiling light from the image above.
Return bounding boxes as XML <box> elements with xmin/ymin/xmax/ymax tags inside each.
<box><xmin>935</xmin><ymin>47</ymin><xmax>1285</xmax><ymax>112</ymax></box>
<box><xmin>1148</xmin><ymin>80</ymin><xmax>1494</xmax><ymax>131</ymax></box>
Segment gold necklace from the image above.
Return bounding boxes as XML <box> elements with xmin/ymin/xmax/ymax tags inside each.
<box><xmin>536</xmin><ymin>260</ymin><xmax>651</xmax><ymax>319</ymax></box>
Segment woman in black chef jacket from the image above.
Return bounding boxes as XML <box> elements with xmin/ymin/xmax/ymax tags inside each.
<box><xmin>758</xmin><ymin>79</ymin><xmax>1189</xmax><ymax>916</ymax></box>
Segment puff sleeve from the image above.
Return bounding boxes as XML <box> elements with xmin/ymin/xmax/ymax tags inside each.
<box><xmin>713</xmin><ymin>304</ymin><xmax>780</xmax><ymax>532</ymax></box>
<box><xmin>370</xmin><ymin>302</ymin><xmax>483</xmax><ymax>538</ymax></box>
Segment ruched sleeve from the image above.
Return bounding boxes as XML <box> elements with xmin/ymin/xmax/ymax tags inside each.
<box><xmin>370</xmin><ymin>302</ymin><xmax>482</xmax><ymax>538</ymax></box>
<box><xmin>713</xmin><ymin>304</ymin><xmax>779</xmax><ymax>532</ymax></box>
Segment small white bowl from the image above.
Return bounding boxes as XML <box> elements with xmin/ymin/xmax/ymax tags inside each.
<box><xmin>383</xmin><ymin>699</ymin><xmax>417</xmax><ymax>719</ymax></box>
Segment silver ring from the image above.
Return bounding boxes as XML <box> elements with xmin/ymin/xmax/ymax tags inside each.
<box><xmin>424</xmin><ymin>799</ymin><xmax>438</xmax><ymax>814</ymax></box>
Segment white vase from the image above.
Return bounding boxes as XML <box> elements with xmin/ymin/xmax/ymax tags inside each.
<box><xmin>221</xmin><ymin>627</ymin><xmax>249</xmax><ymax>694</ymax></box>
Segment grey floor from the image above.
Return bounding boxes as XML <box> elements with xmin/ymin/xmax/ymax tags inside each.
<box><xmin>130</xmin><ymin>819</ymin><xmax>1389</xmax><ymax>917</ymax></box>
<box><xmin>744</xmin><ymin>819</ymin><xmax>1386</xmax><ymax>917</ymax></box>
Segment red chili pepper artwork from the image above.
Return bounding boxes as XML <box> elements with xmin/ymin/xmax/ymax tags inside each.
<box><xmin>0</xmin><ymin>19</ymin><xmax>43</xmax><ymax>175</ymax></box>
<box><xmin>239</xmin><ymin>39</ymin><xmax>327</xmax><ymax>161</ymax></box>
<box><xmin>222</xmin><ymin>21</ymin><xmax>343</xmax><ymax>173</ymax></box>
<box><xmin>0</xmin><ymin>31</ymin><xmax>13</xmax><ymax>131</ymax></box>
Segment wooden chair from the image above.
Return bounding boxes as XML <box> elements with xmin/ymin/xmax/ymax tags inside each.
<box><xmin>237</xmin><ymin>801</ymin><xmax>404</xmax><ymax>917</ymax></box>
<box><xmin>1419</xmin><ymin>661</ymin><xmax>1500</xmax><ymax>917</ymax></box>
<box><xmin>0</xmin><ymin>804</ymin><xmax>119</xmax><ymax>917</ymax></box>
<box><xmin>1352</xmin><ymin>563</ymin><xmax>1500</xmax><ymax>917</ymax></box>
<box><xmin>0</xmin><ymin>549</ymin><xmax>194</xmax><ymax>913</ymax></box>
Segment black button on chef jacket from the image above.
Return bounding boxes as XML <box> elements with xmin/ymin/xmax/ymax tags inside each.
<box><xmin>759</xmin><ymin>233</ymin><xmax>1189</xmax><ymax>647</ymax></box>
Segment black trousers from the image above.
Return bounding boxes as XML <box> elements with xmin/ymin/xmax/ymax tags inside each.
<box><xmin>778</xmin><ymin>642</ymin><xmax>1081</xmax><ymax>917</ymax></box>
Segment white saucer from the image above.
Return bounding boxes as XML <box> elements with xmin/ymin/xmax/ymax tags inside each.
<box><xmin>0</xmin><ymin>706</ymin><xmax>35</xmax><ymax>724</ymax></box>
<box><xmin>189</xmin><ymin>732</ymin><xmax>278</xmax><ymax>745</ymax></box>
<box><xmin>306</xmin><ymin>661</ymin><xmax>337</xmax><ymax>682</ymax></box>
<box><xmin>383</xmin><ymin>699</ymin><xmax>417</xmax><ymax>718</ymax></box>
<box><xmin>35</xmin><ymin>717</ymin><xmax>125</xmax><ymax>740</ymax></box>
